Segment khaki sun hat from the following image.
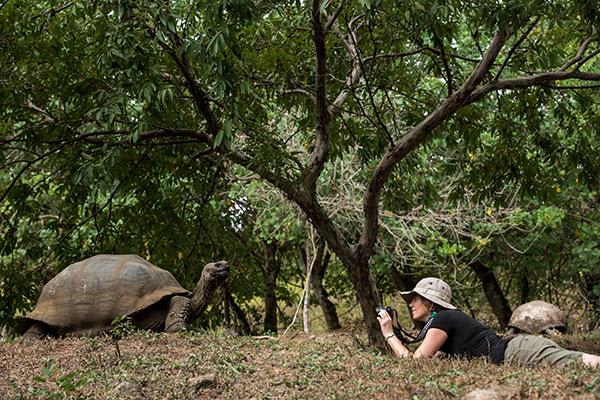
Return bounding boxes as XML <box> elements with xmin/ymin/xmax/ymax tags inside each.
<box><xmin>400</xmin><ymin>277</ymin><xmax>456</xmax><ymax>310</ymax></box>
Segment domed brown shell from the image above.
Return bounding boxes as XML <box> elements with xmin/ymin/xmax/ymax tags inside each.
<box><xmin>507</xmin><ymin>300</ymin><xmax>566</xmax><ymax>334</ymax></box>
<box><xmin>16</xmin><ymin>254</ymin><xmax>190</xmax><ymax>336</ymax></box>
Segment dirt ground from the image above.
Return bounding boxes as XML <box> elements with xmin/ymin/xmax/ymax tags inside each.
<box><xmin>1</xmin><ymin>330</ymin><xmax>600</xmax><ymax>399</ymax></box>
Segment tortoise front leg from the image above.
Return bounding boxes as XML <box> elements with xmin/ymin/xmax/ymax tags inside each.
<box><xmin>164</xmin><ymin>296</ymin><xmax>190</xmax><ymax>333</ymax></box>
<box><xmin>21</xmin><ymin>322</ymin><xmax>49</xmax><ymax>342</ymax></box>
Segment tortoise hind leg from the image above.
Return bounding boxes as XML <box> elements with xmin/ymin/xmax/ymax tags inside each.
<box><xmin>164</xmin><ymin>296</ymin><xmax>190</xmax><ymax>333</ymax></box>
<box><xmin>20</xmin><ymin>322</ymin><xmax>51</xmax><ymax>342</ymax></box>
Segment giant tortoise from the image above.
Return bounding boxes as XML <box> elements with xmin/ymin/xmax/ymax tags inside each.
<box><xmin>15</xmin><ymin>254</ymin><xmax>229</xmax><ymax>339</ymax></box>
<box><xmin>507</xmin><ymin>300</ymin><xmax>566</xmax><ymax>335</ymax></box>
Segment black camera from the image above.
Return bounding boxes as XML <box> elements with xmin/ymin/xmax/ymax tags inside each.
<box><xmin>375</xmin><ymin>306</ymin><xmax>395</xmax><ymax>316</ymax></box>
<box><xmin>376</xmin><ymin>306</ymin><xmax>403</xmax><ymax>340</ymax></box>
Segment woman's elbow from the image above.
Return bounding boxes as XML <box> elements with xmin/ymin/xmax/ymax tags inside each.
<box><xmin>412</xmin><ymin>349</ymin><xmax>436</xmax><ymax>359</ymax></box>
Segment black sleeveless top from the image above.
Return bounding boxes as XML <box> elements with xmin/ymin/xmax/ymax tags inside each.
<box><xmin>429</xmin><ymin>309</ymin><xmax>507</xmax><ymax>364</ymax></box>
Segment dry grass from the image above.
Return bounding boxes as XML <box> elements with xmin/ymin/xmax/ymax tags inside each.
<box><xmin>1</xmin><ymin>330</ymin><xmax>599</xmax><ymax>399</ymax></box>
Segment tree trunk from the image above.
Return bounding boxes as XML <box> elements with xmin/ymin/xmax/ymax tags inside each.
<box><xmin>344</xmin><ymin>257</ymin><xmax>383</xmax><ymax>346</ymax></box>
<box><xmin>262</xmin><ymin>241</ymin><xmax>281</xmax><ymax>334</ymax></box>
<box><xmin>389</xmin><ymin>264</ymin><xmax>418</xmax><ymax>327</ymax></box>
<box><xmin>470</xmin><ymin>260</ymin><xmax>512</xmax><ymax>328</ymax></box>
<box><xmin>389</xmin><ymin>264</ymin><xmax>418</xmax><ymax>293</ymax></box>
<box><xmin>223</xmin><ymin>288</ymin><xmax>231</xmax><ymax>328</ymax></box>
<box><xmin>288</xmin><ymin>192</ymin><xmax>384</xmax><ymax>344</ymax></box>
<box><xmin>224</xmin><ymin>286</ymin><xmax>252</xmax><ymax>335</ymax></box>
<box><xmin>583</xmin><ymin>272</ymin><xmax>600</xmax><ymax>330</ymax></box>
<box><xmin>310</xmin><ymin>251</ymin><xmax>341</xmax><ymax>331</ymax></box>
<box><xmin>298</xmin><ymin>240</ymin><xmax>341</xmax><ymax>332</ymax></box>
<box><xmin>303</xmin><ymin>237</ymin><xmax>312</xmax><ymax>332</ymax></box>
<box><xmin>519</xmin><ymin>271</ymin><xmax>531</xmax><ymax>305</ymax></box>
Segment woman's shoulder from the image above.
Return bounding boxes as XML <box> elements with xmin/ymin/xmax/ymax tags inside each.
<box><xmin>437</xmin><ymin>309</ymin><xmax>471</xmax><ymax>321</ymax></box>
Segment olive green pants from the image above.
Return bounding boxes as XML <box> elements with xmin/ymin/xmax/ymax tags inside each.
<box><xmin>504</xmin><ymin>334</ymin><xmax>584</xmax><ymax>367</ymax></box>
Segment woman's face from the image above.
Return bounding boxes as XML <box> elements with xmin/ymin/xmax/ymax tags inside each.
<box><xmin>409</xmin><ymin>295</ymin><xmax>433</xmax><ymax>322</ymax></box>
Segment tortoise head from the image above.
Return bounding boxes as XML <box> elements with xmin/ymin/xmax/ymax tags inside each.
<box><xmin>187</xmin><ymin>261</ymin><xmax>230</xmax><ymax>322</ymax></box>
<box><xmin>200</xmin><ymin>260</ymin><xmax>230</xmax><ymax>285</ymax></box>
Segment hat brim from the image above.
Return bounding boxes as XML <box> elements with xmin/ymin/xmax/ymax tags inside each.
<box><xmin>400</xmin><ymin>289</ymin><xmax>456</xmax><ymax>310</ymax></box>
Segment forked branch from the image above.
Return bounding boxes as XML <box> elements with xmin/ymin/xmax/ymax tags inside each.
<box><xmin>357</xmin><ymin>29</ymin><xmax>511</xmax><ymax>260</ymax></box>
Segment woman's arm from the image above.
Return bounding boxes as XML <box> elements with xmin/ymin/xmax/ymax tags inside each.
<box><xmin>377</xmin><ymin>311</ymin><xmax>413</xmax><ymax>357</ymax></box>
<box><xmin>378</xmin><ymin>311</ymin><xmax>447</xmax><ymax>359</ymax></box>
<box><xmin>414</xmin><ymin>328</ymin><xmax>447</xmax><ymax>358</ymax></box>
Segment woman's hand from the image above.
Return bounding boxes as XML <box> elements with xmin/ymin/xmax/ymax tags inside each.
<box><xmin>378</xmin><ymin>309</ymin><xmax>413</xmax><ymax>358</ymax></box>
<box><xmin>377</xmin><ymin>309</ymin><xmax>394</xmax><ymax>336</ymax></box>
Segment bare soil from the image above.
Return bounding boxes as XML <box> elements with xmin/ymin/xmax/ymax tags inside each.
<box><xmin>1</xmin><ymin>330</ymin><xmax>599</xmax><ymax>399</ymax></box>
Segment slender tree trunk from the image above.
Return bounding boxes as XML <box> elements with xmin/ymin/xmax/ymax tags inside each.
<box><xmin>224</xmin><ymin>286</ymin><xmax>252</xmax><ymax>335</ymax></box>
<box><xmin>389</xmin><ymin>264</ymin><xmax>418</xmax><ymax>292</ymax></box>
<box><xmin>298</xmin><ymin>240</ymin><xmax>341</xmax><ymax>332</ymax></box>
<box><xmin>470</xmin><ymin>260</ymin><xmax>512</xmax><ymax>328</ymax></box>
<box><xmin>223</xmin><ymin>289</ymin><xmax>231</xmax><ymax>328</ymax></box>
<box><xmin>310</xmin><ymin>251</ymin><xmax>341</xmax><ymax>331</ymax></box>
<box><xmin>389</xmin><ymin>264</ymin><xmax>418</xmax><ymax>327</ymax></box>
<box><xmin>583</xmin><ymin>272</ymin><xmax>600</xmax><ymax>330</ymax></box>
<box><xmin>262</xmin><ymin>241</ymin><xmax>281</xmax><ymax>334</ymax></box>
<box><xmin>519</xmin><ymin>271</ymin><xmax>531</xmax><ymax>305</ymax></box>
<box><xmin>303</xmin><ymin>237</ymin><xmax>312</xmax><ymax>332</ymax></box>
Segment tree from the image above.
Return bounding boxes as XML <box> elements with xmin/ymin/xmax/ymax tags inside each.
<box><xmin>2</xmin><ymin>0</ymin><xmax>600</xmax><ymax>344</ymax></box>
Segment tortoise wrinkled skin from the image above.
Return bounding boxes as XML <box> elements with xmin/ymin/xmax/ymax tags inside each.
<box><xmin>507</xmin><ymin>300</ymin><xmax>566</xmax><ymax>334</ymax></box>
<box><xmin>15</xmin><ymin>254</ymin><xmax>229</xmax><ymax>338</ymax></box>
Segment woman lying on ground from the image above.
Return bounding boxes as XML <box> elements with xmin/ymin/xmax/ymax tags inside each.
<box><xmin>377</xmin><ymin>277</ymin><xmax>600</xmax><ymax>368</ymax></box>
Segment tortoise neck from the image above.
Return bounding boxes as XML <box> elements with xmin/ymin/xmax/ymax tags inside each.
<box><xmin>186</xmin><ymin>276</ymin><xmax>220</xmax><ymax>323</ymax></box>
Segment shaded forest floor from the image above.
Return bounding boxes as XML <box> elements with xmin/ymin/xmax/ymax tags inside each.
<box><xmin>1</xmin><ymin>330</ymin><xmax>600</xmax><ymax>399</ymax></box>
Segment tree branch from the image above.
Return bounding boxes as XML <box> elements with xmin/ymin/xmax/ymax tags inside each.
<box><xmin>560</xmin><ymin>26</ymin><xmax>598</xmax><ymax>71</ymax></box>
<box><xmin>362</xmin><ymin>47</ymin><xmax>480</xmax><ymax>64</ymax></box>
<box><xmin>25</xmin><ymin>101</ymin><xmax>56</xmax><ymax>123</ymax></box>
<box><xmin>282</xmin><ymin>88</ymin><xmax>316</xmax><ymax>103</ymax></box>
<box><xmin>328</xmin><ymin>21</ymin><xmax>363</xmax><ymax>120</ymax></box>
<box><xmin>304</xmin><ymin>0</ymin><xmax>331</xmax><ymax>192</ymax></box>
<box><xmin>431</xmin><ymin>26</ymin><xmax>453</xmax><ymax>95</ymax></box>
<box><xmin>36</xmin><ymin>128</ymin><xmax>212</xmax><ymax>146</ymax></box>
<box><xmin>574</xmin><ymin>47</ymin><xmax>600</xmax><ymax>70</ymax></box>
<box><xmin>465</xmin><ymin>70</ymin><xmax>600</xmax><ymax>105</ymax></box>
<box><xmin>147</xmin><ymin>19</ymin><xmax>221</xmax><ymax>141</ymax></box>
<box><xmin>324</xmin><ymin>0</ymin><xmax>344</xmax><ymax>34</ymax></box>
<box><xmin>357</xmin><ymin>29</ymin><xmax>511</xmax><ymax>261</ymax></box>
<box><xmin>494</xmin><ymin>18</ymin><xmax>538</xmax><ymax>81</ymax></box>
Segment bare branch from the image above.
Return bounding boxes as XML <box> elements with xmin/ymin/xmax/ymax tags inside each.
<box><xmin>0</xmin><ymin>142</ymin><xmax>73</xmax><ymax>204</ymax></box>
<box><xmin>162</xmin><ymin>37</ymin><xmax>220</xmax><ymax>137</ymax></box>
<box><xmin>141</xmin><ymin>14</ymin><xmax>221</xmax><ymax>141</ymax></box>
<box><xmin>466</xmin><ymin>70</ymin><xmax>600</xmax><ymax>105</ymax></box>
<box><xmin>362</xmin><ymin>47</ymin><xmax>480</xmax><ymax>64</ymax></box>
<box><xmin>455</xmin><ymin>30</ymin><xmax>511</xmax><ymax>100</ymax></box>
<box><xmin>494</xmin><ymin>18</ymin><xmax>538</xmax><ymax>81</ymax></box>
<box><xmin>328</xmin><ymin>22</ymin><xmax>363</xmax><ymax>119</ymax></box>
<box><xmin>282</xmin><ymin>88</ymin><xmax>316</xmax><ymax>103</ymax></box>
<box><xmin>431</xmin><ymin>26</ymin><xmax>453</xmax><ymax>95</ymax></box>
<box><xmin>324</xmin><ymin>0</ymin><xmax>344</xmax><ymax>34</ymax></box>
<box><xmin>35</xmin><ymin>128</ymin><xmax>212</xmax><ymax>146</ymax></box>
<box><xmin>547</xmin><ymin>83</ymin><xmax>600</xmax><ymax>90</ymax></box>
<box><xmin>560</xmin><ymin>27</ymin><xmax>598</xmax><ymax>71</ymax></box>
<box><xmin>25</xmin><ymin>101</ymin><xmax>55</xmax><ymax>123</ymax></box>
<box><xmin>574</xmin><ymin>47</ymin><xmax>600</xmax><ymax>70</ymax></box>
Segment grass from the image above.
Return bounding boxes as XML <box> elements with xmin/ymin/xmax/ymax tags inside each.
<box><xmin>1</xmin><ymin>330</ymin><xmax>599</xmax><ymax>399</ymax></box>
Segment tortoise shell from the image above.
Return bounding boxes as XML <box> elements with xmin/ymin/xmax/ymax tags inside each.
<box><xmin>16</xmin><ymin>254</ymin><xmax>190</xmax><ymax>336</ymax></box>
<box><xmin>507</xmin><ymin>300</ymin><xmax>566</xmax><ymax>334</ymax></box>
